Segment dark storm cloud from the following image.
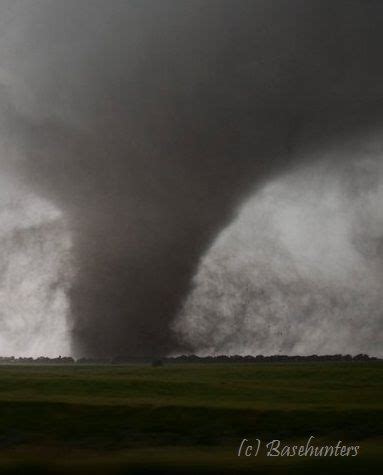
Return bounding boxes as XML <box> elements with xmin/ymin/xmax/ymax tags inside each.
<box><xmin>1</xmin><ymin>0</ymin><xmax>383</xmax><ymax>356</ymax></box>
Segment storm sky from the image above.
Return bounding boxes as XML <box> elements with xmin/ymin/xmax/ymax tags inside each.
<box><xmin>0</xmin><ymin>1</ymin><xmax>382</xmax><ymax>357</ymax></box>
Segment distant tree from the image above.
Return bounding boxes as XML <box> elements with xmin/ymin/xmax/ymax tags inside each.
<box><xmin>151</xmin><ymin>359</ymin><xmax>163</xmax><ymax>367</ymax></box>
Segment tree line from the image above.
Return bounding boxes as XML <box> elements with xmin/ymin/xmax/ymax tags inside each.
<box><xmin>0</xmin><ymin>353</ymin><xmax>379</xmax><ymax>364</ymax></box>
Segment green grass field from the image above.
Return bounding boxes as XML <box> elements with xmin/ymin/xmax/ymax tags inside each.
<box><xmin>0</xmin><ymin>362</ymin><xmax>381</xmax><ymax>474</ymax></box>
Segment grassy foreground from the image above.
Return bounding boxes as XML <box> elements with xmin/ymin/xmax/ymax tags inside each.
<box><xmin>0</xmin><ymin>362</ymin><xmax>381</xmax><ymax>474</ymax></box>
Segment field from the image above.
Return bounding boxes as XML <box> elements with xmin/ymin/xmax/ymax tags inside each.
<box><xmin>0</xmin><ymin>362</ymin><xmax>381</xmax><ymax>474</ymax></box>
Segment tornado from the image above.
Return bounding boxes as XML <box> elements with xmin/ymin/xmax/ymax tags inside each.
<box><xmin>0</xmin><ymin>1</ymin><xmax>383</xmax><ymax>357</ymax></box>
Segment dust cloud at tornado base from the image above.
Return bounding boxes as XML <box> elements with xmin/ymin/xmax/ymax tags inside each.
<box><xmin>175</xmin><ymin>134</ymin><xmax>383</xmax><ymax>357</ymax></box>
<box><xmin>0</xmin><ymin>176</ymin><xmax>72</xmax><ymax>357</ymax></box>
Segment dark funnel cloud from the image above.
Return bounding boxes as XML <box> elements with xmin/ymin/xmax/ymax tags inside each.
<box><xmin>1</xmin><ymin>1</ymin><xmax>383</xmax><ymax>357</ymax></box>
